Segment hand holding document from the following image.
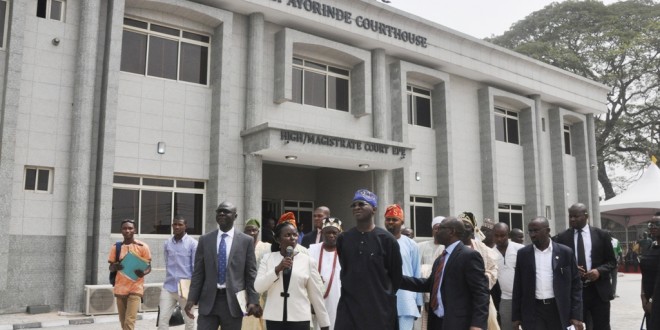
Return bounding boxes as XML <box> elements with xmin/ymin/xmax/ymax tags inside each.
<box><xmin>119</xmin><ymin>250</ymin><xmax>150</xmax><ymax>281</ymax></box>
<box><xmin>235</xmin><ymin>290</ymin><xmax>247</xmax><ymax>315</ymax></box>
<box><xmin>178</xmin><ymin>279</ymin><xmax>191</xmax><ymax>300</ymax></box>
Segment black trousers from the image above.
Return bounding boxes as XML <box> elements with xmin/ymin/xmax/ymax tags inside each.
<box><xmin>427</xmin><ymin>312</ymin><xmax>443</xmax><ymax>330</ymax></box>
<box><xmin>583</xmin><ymin>284</ymin><xmax>611</xmax><ymax>330</ymax></box>
<box><xmin>534</xmin><ymin>299</ymin><xmax>563</xmax><ymax>330</ymax></box>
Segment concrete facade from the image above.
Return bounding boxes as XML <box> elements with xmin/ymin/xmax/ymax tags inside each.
<box><xmin>0</xmin><ymin>0</ymin><xmax>609</xmax><ymax>313</ymax></box>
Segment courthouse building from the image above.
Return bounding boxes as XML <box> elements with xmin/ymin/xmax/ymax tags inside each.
<box><xmin>0</xmin><ymin>0</ymin><xmax>608</xmax><ymax>313</ymax></box>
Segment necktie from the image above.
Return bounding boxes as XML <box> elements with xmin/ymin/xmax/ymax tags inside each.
<box><xmin>430</xmin><ymin>251</ymin><xmax>448</xmax><ymax>312</ymax></box>
<box><xmin>218</xmin><ymin>233</ymin><xmax>228</xmax><ymax>285</ymax></box>
<box><xmin>577</xmin><ymin>229</ymin><xmax>586</xmax><ymax>269</ymax></box>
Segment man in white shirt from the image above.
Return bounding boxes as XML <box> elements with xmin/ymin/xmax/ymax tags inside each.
<box><xmin>512</xmin><ymin>217</ymin><xmax>583</xmax><ymax>330</ymax></box>
<box><xmin>492</xmin><ymin>222</ymin><xmax>523</xmax><ymax>330</ymax></box>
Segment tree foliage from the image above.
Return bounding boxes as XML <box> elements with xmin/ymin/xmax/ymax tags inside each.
<box><xmin>487</xmin><ymin>0</ymin><xmax>660</xmax><ymax>200</ymax></box>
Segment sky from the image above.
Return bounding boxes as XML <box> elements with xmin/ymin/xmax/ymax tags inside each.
<box><xmin>388</xmin><ymin>0</ymin><xmax>620</xmax><ymax>39</ymax></box>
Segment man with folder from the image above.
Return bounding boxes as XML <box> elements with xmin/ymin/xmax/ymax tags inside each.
<box><xmin>158</xmin><ymin>215</ymin><xmax>198</xmax><ymax>330</ymax></box>
<box><xmin>108</xmin><ymin>219</ymin><xmax>152</xmax><ymax>330</ymax></box>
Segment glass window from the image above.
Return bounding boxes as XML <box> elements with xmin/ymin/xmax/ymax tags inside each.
<box><xmin>498</xmin><ymin>204</ymin><xmax>524</xmax><ymax>230</ymax></box>
<box><xmin>120</xmin><ymin>17</ymin><xmax>211</xmax><ymax>85</ymax></box>
<box><xmin>24</xmin><ymin>167</ymin><xmax>52</xmax><ymax>193</ymax></box>
<box><xmin>407</xmin><ymin>85</ymin><xmax>432</xmax><ymax>128</ymax></box>
<box><xmin>36</xmin><ymin>0</ymin><xmax>65</xmax><ymax>21</ymax></box>
<box><xmin>120</xmin><ymin>30</ymin><xmax>147</xmax><ymax>75</ymax></box>
<box><xmin>0</xmin><ymin>0</ymin><xmax>6</xmax><ymax>48</ymax></box>
<box><xmin>111</xmin><ymin>175</ymin><xmax>206</xmax><ymax>236</ymax></box>
<box><xmin>409</xmin><ymin>196</ymin><xmax>434</xmax><ymax>238</ymax></box>
<box><xmin>282</xmin><ymin>200</ymin><xmax>314</xmax><ymax>234</ymax></box>
<box><xmin>291</xmin><ymin>57</ymin><xmax>350</xmax><ymax>112</ymax></box>
<box><xmin>564</xmin><ymin>125</ymin><xmax>572</xmax><ymax>155</ymax></box>
<box><xmin>494</xmin><ymin>107</ymin><xmax>520</xmax><ymax>145</ymax></box>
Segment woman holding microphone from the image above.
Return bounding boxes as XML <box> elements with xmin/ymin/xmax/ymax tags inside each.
<box><xmin>255</xmin><ymin>213</ymin><xmax>330</xmax><ymax>330</ymax></box>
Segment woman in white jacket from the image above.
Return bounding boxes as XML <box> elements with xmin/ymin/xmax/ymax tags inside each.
<box><xmin>255</xmin><ymin>215</ymin><xmax>330</xmax><ymax>330</ymax></box>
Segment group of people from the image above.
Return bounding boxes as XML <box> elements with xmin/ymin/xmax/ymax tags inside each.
<box><xmin>108</xmin><ymin>190</ymin><xmax>631</xmax><ymax>330</ymax></box>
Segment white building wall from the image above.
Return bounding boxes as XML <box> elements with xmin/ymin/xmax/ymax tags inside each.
<box><xmin>11</xmin><ymin>1</ymin><xmax>80</xmax><ymax>236</ymax></box>
<box><xmin>408</xmin><ymin>126</ymin><xmax>436</xmax><ymax>197</ymax></box>
<box><xmin>564</xmin><ymin>154</ymin><xmax>579</xmax><ymax>207</ymax></box>
<box><xmin>449</xmin><ymin>75</ymin><xmax>483</xmax><ymax>217</ymax></box>
<box><xmin>495</xmin><ymin>143</ymin><xmax>525</xmax><ymax>204</ymax></box>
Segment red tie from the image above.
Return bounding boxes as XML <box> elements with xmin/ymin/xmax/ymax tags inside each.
<box><xmin>430</xmin><ymin>251</ymin><xmax>448</xmax><ymax>312</ymax></box>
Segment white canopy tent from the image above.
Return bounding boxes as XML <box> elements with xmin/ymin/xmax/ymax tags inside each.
<box><xmin>600</xmin><ymin>163</ymin><xmax>660</xmax><ymax>239</ymax></box>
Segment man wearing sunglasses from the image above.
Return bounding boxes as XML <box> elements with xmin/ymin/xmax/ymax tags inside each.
<box><xmin>335</xmin><ymin>189</ymin><xmax>403</xmax><ymax>330</ymax></box>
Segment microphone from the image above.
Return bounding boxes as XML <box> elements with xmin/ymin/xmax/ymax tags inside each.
<box><xmin>283</xmin><ymin>246</ymin><xmax>294</xmax><ymax>275</ymax></box>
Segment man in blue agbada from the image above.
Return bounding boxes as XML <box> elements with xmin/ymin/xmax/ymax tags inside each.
<box><xmin>335</xmin><ymin>189</ymin><xmax>403</xmax><ymax>330</ymax></box>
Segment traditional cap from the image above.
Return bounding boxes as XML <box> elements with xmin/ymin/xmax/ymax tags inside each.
<box><xmin>245</xmin><ymin>218</ymin><xmax>260</xmax><ymax>228</ymax></box>
<box><xmin>384</xmin><ymin>204</ymin><xmax>404</xmax><ymax>222</ymax></box>
<box><xmin>277</xmin><ymin>212</ymin><xmax>297</xmax><ymax>228</ymax></box>
<box><xmin>431</xmin><ymin>216</ymin><xmax>445</xmax><ymax>228</ymax></box>
<box><xmin>481</xmin><ymin>218</ymin><xmax>496</xmax><ymax>230</ymax></box>
<box><xmin>322</xmin><ymin>217</ymin><xmax>343</xmax><ymax>232</ymax></box>
<box><xmin>458</xmin><ymin>212</ymin><xmax>476</xmax><ymax>228</ymax></box>
<box><xmin>352</xmin><ymin>189</ymin><xmax>378</xmax><ymax>208</ymax></box>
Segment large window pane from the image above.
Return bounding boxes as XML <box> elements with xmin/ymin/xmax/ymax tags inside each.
<box><xmin>0</xmin><ymin>1</ymin><xmax>7</xmax><ymax>47</ymax></box>
<box><xmin>415</xmin><ymin>96</ymin><xmax>431</xmax><ymax>128</ymax></box>
<box><xmin>112</xmin><ymin>189</ymin><xmax>139</xmax><ymax>234</ymax></box>
<box><xmin>328</xmin><ymin>76</ymin><xmax>349</xmax><ymax>111</ymax></box>
<box><xmin>174</xmin><ymin>193</ymin><xmax>204</xmax><ymax>235</ymax></box>
<box><xmin>37</xmin><ymin>169</ymin><xmax>50</xmax><ymax>191</ymax></box>
<box><xmin>141</xmin><ymin>191</ymin><xmax>172</xmax><ymax>234</ymax></box>
<box><xmin>292</xmin><ymin>68</ymin><xmax>303</xmax><ymax>104</ymax></box>
<box><xmin>179</xmin><ymin>43</ymin><xmax>208</xmax><ymax>84</ymax></box>
<box><xmin>50</xmin><ymin>1</ymin><xmax>63</xmax><ymax>20</ymax></box>
<box><xmin>36</xmin><ymin>0</ymin><xmax>47</xmax><ymax>18</ymax></box>
<box><xmin>415</xmin><ymin>205</ymin><xmax>433</xmax><ymax>237</ymax></box>
<box><xmin>304</xmin><ymin>71</ymin><xmax>326</xmax><ymax>108</ymax></box>
<box><xmin>120</xmin><ymin>31</ymin><xmax>147</xmax><ymax>75</ymax></box>
<box><xmin>511</xmin><ymin>213</ymin><xmax>523</xmax><ymax>230</ymax></box>
<box><xmin>507</xmin><ymin>117</ymin><xmax>519</xmax><ymax>144</ymax></box>
<box><xmin>564</xmin><ymin>131</ymin><xmax>572</xmax><ymax>155</ymax></box>
<box><xmin>25</xmin><ymin>169</ymin><xmax>37</xmax><ymax>190</ymax></box>
<box><xmin>495</xmin><ymin>116</ymin><xmax>506</xmax><ymax>142</ymax></box>
<box><xmin>147</xmin><ymin>36</ymin><xmax>178</xmax><ymax>80</ymax></box>
<box><xmin>407</xmin><ymin>94</ymin><xmax>413</xmax><ymax>124</ymax></box>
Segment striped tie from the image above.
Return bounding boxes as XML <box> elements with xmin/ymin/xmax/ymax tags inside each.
<box><xmin>430</xmin><ymin>251</ymin><xmax>448</xmax><ymax>312</ymax></box>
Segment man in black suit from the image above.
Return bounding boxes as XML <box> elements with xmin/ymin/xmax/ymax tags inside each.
<box><xmin>184</xmin><ymin>201</ymin><xmax>261</xmax><ymax>330</ymax></box>
<box><xmin>301</xmin><ymin>206</ymin><xmax>330</xmax><ymax>248</ymax></box>
<box><xmin>512</xmin><ymin>217</ymin><xmax>583</xmax><ymax>330</ymax></box>
<box><xmin>400</xmin><ymin>217</ymin><xmax>489</xmax><ymax>330</ymax></box>
<box><xmin>554</xmin><ymin>203</ymin><xmax>617</xmax><ymax>330</ymax></box>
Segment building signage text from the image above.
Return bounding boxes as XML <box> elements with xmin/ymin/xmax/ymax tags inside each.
<box><xmin>270</xmin><ymin>0</ymin><xmax>428</xmax><ymax>48</ymax></box>
<box><xmin>281</xmin><ymin>130</ymin><xmax>406</xmax><ymax>157</ymax></box>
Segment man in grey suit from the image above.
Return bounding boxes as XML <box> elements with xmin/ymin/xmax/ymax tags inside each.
<box><xmin>184</xmin><ymin>201</ymin><xmax>261</xmax><ymax>330</ymax></box>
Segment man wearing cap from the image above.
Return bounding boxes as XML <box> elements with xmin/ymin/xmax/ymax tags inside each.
<box><xmin>417</xmin><ymin>216</ymin><xmax>446</xmax><ymax>330</ymax></box>
<box><xmin>309</xmin><ymin>218</ymin><xmax>343</xmax><ymax>330</ymax></box>
<box><xmin>492</xmin><ymin>222</ymin><xmax>524</xmax><ymax>330</ymax></box>
<box><xmin>335</xmin><ymin>189</ymin><xmax>403</xmax><ymax>330</ymax></box>
<box><xmin>384</xmin><ymin>204</ymin><xmax>423</xmax><ymax>330</ymax></box>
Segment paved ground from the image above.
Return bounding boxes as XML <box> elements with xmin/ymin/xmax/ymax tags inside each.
<box><xmin>0</xmin><ymin>272</ymin><xmax>647</xmax><ymax>329</ymax></box>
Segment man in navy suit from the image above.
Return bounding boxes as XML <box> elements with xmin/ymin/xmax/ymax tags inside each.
<box><xmin>512</xmin><ymin>217</ymin><xmax>583</xmax><ymax>330</ymax></box>
<box><xmin>400</xmin><ymin>217</ymin><xmax>489</xmax><ymax>330</ymax></box>
<box><xmin>554</xmin><ymin>203</ymin><xmax>617</xmax><ymax>330</ymax></box>
<box><xmin>185</xmin><ymin>201</ymin><xmax>261</xmax><ymax>330</ymax></box>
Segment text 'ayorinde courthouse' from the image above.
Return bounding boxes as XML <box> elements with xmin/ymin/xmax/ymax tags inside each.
<box><xmin>0</xmin><ymin>0</ymin><xmax>608</xmax><ymax>313</ymax></box>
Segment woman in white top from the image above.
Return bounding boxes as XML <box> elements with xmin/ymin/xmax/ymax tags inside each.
<box><xmin>255</xmin><ymin>214</ymin><xmax>330</xmax><ymax>330</ymax></box>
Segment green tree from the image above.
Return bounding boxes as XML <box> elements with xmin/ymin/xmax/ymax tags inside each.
<box><xmin>488</xmin><ymin>0</ymin><xmax>660</xmax><ymax>200</ymax></box>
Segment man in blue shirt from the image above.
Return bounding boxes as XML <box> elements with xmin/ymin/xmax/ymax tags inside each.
<box><xmin>158</xmin><ymin>215</ymin><xmax>198</xmax><ymax>330</ymax></box>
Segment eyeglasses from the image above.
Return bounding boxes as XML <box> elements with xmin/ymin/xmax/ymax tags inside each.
<box><xmin>216</xmin><ymin>209</ymin><xmax>234</xmax><ymax>214</ymax></box>
<box><xmin>350</xmin><ymin>201</ymin><xmax>368</xmax><ymax>208</ymax></box>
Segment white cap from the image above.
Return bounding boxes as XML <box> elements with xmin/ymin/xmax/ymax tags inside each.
<box><xmin>431</xmin><ymin>216</ymin><xmax>445</xmax><ymax>228</ymax></box>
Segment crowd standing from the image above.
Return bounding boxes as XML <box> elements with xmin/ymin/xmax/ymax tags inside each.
<box><xmin>109</xmin><ymin>190</ymin><xmax>660</xmax><ymax>330</ymax></box>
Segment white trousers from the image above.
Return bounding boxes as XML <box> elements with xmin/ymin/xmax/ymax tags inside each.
<box><xmin>158</xmin><ymin>289</ymin><xmax>195</xmax><ymax>330</ymax></box>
